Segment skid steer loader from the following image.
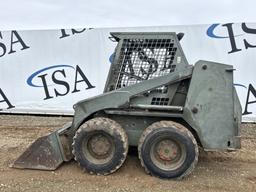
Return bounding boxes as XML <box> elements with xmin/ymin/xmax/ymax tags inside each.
<box><xmin>12</xmin><ymin>32</ymin><xmax>242</xmax><ymax>179</ymax></box>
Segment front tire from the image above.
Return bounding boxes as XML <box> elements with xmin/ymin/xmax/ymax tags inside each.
<box><xmin>72</xmin><ymin>117</ymin><xmax>128</xmax><ymax>175</ymax></box>
<box><xmin>138</xmin><ymin>121</ymin><xmax>198</xmax><ymax>179</ymax></box>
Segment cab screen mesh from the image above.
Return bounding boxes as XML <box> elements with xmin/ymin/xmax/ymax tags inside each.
<box><xmin>115</xmin><ymin>38</ymin><xmax>177</xmax><ymax>89</ymax></box>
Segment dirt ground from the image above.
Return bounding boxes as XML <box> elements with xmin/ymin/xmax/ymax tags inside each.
<box><xmin>0</xmin><ymin>115</ymin><xmax>255</xmax><ymax>192</ymax></box>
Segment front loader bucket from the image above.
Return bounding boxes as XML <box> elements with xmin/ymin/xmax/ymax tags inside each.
<box><xmin>11</xmin><ymin>122</ymin><xmax>73</xmax><ymax>170</ymax></box>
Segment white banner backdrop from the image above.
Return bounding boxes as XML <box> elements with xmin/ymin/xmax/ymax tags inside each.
<box><xmin>0</xmin><ymin>23</ymin><xmax>255</xmax><ymax>121</ymax></box>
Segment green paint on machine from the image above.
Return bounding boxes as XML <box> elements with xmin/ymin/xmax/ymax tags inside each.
<box><xmin>12</xmin><ymin>32</ymin><xmax>242</xmax><ymax>179</ymax></box>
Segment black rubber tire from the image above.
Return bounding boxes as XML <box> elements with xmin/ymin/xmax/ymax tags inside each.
<box><xmin>138</xmin><ymin>121</ymin><xmax>198</xmax><ymax>179</ymax></box>
<box><xmin>72</xmin><ymin>117</ymin><xmax>128</xmax><ymax>175</ymax></box>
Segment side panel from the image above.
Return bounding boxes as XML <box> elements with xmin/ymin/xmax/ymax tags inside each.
<box><xmin>110</xmin><ymin>115</ymin><xmax>161</xmax><ymax>146</ymax></box>
<box><xmin>72</xmin><ymin>91</ymin><xmax>131</xmax><ymax>129</ymax></box>
<box><xmin>183</xmin><ymin>61</ymin><xmax>241</xmax><ymax>150</ymax></box>
<box><xmin>233</xmin><ymin>88</ymin><xmax>242</xmax><ymax>148</ymax></box>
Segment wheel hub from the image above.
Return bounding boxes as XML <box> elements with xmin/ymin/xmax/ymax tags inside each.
<box><xmin>88</xmin><ymin>134</ymin><xmax>112</xmax><ymax>157</ymax></box>
<box><xmin>156</xmin><ymin>140</ymin><xmax>179</xmax><ymax>161</ymax></box>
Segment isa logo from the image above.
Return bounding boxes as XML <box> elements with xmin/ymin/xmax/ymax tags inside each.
<box><xmin>27</xmin><ymin>65</ymin><xmax>95</xmax><ymax>100</ymax></box>
<box><xmin>207</xmin><ymin>23</ymin><xmax>256</xmax><ymax>54</ymax></box>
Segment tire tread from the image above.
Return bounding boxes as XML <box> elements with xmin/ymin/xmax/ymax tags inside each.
<box><xmin>72</xmin><ymin>117</ymin><xmax>128</xmax><ymax>175</ymax></box>
<box><xmin>138</xmin><ymin>121</ymin><xmax>199</xmax><ymax>179</ymax></box>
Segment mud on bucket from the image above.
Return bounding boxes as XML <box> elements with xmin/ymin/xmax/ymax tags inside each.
<box><xmin>11</xmin><ymin>126</ymin><xmax>72</xmax><ymax>171</ymax></box>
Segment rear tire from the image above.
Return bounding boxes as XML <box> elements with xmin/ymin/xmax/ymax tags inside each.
<box><xmin>72</xmin><ymin>117</ymin><xmax>128</xmax><ymax>175</ymax></box>
<box><xmin>138</xmin><ymin>121</ymin><xmax>198</xmax><ymax>179</ymax></box>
